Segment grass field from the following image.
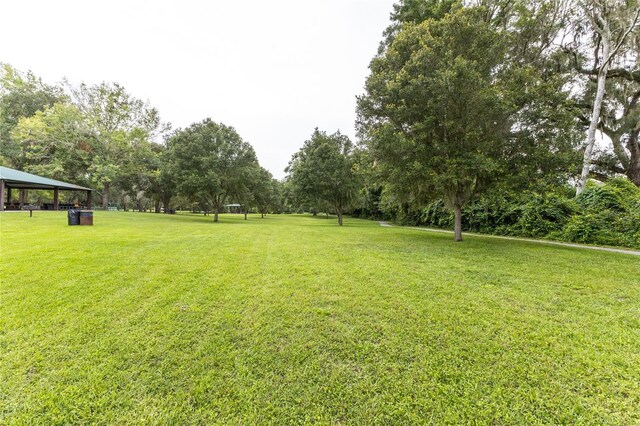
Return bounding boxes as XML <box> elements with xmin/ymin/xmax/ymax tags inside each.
<box><xmin>1</xmin><ymin>211</ymin><xmax>639</xmax><ymax>425</ymax></box>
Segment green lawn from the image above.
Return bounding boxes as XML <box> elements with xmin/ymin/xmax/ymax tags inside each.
<box><xmin>1</xmin><ymin>212</ymin><xmax>639</xmax><ymax>425</ymax></box>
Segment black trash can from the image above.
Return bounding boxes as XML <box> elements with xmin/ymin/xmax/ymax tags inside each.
<box><xmin>79</xmin><ymin>210</ymin><xmax>94</xmax><ymax>226</ymax></box>
<box><xmin>68</xmin><ymin>209</ymin><xmax>80</xmax><ymax>226</ymax></box>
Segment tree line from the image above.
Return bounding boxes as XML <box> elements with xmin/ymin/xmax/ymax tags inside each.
<box><xmin>289</xmin><ymin>0</ymin><xmax>640</xmax><ymax>244</ymax></box>
<box><xmin>0</xmin><ymin>66</ymin><xmax>285</xmax><ymax>216</ymax></box>
<box><xmin>0</xmin><ymin>64</ymin><xmax>357</xmax><ymax>221</ymax></box>
<box><xmin>351</xmin><ymin>0</ymin><xmax>640</xmax><ymax>241</ymax></box>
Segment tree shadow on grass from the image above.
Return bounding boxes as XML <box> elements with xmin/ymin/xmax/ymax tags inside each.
<box><xmin>296</xmin><ymin>214</ymin><xmax>378</xmax><ymax>227</ymax></box>
<box><xmin>136</xmin><ymin>212</ymin><xmax>250</xmax><ymax>225</ymax></box>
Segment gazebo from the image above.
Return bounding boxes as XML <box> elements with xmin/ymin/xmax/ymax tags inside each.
<box><xmin>0</xmin><ymin>166</ymin><xmax>93</xmax><ymax>211</ymax></box>
<box><xmin>224</xmin><ymin>203</ymin><xmax>242</xmax><ymax>213</ymax></box>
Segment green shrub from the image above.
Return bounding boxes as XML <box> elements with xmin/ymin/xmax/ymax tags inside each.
<box><xmin>464</xmin><ymin>196</ymin><xmax>520</xmax><ymax>235</ymax></box>
<box><xmin>381</xmin><ymin>178</ymin><xmax>640</xmax><ymax>248</ymax></box>
<box><xmin>512</xmin><ymin>194</ymin><xmax>577</xmax><ymax>238</ymax></box>
<box><xmin>420</xmin><ymin>200</ymin><xmax>453</xmax><ymax>228</ymax></box>
<box><xmin>561</xmin><ymin>179</ymin><xmax>640</xmax><ymax>247</ymax></box>
<box><xmin>394</xmin><ymin>204</ymin><xmax>423</xmax><ymax>226</ymax></box>
<box><xmin>561</xmin><ymin>211</ymin><xmax>617</xmax><ymax>245</ymax></box>
<box><xmin>577</xmin><ymin>178</ymin><xmax>640</xmax><ymax>212</ymax></box>
<box><xmin>560</xmin><ymin>210</ymin><xmax>640</xmax><ymax>248</ymax></box>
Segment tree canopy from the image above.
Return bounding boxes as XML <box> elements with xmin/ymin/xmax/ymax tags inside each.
<box><xmin>168</xmin><ymin>119</ymin><xmax>261</xmax><ymax>222</ymax></box>
<box><xmin>358</xmin><ymin>3</ymin><xmax>583</xmax><ymax>240</ymax></box>
<box><xmin>359</xmin><ymin>7</ymin><xmax>514</xmax><ymax>240</ymax></box>
<box><xmin>286</xmin><ymin>129</ymin><xmax>359</xmax><ymax>226</ymax></box>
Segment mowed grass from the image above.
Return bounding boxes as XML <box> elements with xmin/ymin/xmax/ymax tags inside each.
<box><xmin>1</xmin><ymin>212</ymin><xmax>639</xmax><ymax>425</ymax></box>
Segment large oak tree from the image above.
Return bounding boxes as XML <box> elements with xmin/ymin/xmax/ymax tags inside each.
<box><xmin>358</xmin><ymin>7</ymin><xmax>512</xmax><ymax>241</ymax></box>
<box><xmin>168</xmin><ymin>118</ymin><xmax>260</xmax><ymax>222</ymax></box>
<box><xmin>358</xmin><ymin>4</ymin><xmax>580</xmax><ymax>241</ymax></box>
<box><xmin>286</xmin><ymin>129</ymin><xmax>359</xmax><ymax>226</ymax></box>
<box><xmin>68</xmin><ymin>82</ymin><xmax>169</xmax><ymax>208</ymax></box>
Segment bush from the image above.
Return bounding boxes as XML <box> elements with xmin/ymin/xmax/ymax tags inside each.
<box><xmin>560</xmin><ymin>179</ymin><xmax>640</xmax><ymax>248</ymax></box>
<box><xmin>380</xmin><ymin>178</ymin><xmax>640</xmax><ymax>248</ymax></box>
<box><xmin>420</xmin><ymin>200</ymin><xmax>453</xmax><ymax>228</ymax></box>
<box><xmin>560</xmin><ymin>211</ymin><xmax>639</xmax><ymax>248</ymax></box>
<box><xmin>463</xmin><ymin>196</ymin><xmax>520</xmax><ymax>235</ymax></box>
<box><xmin>513</xmin><ymin>194</ymin><xmax>577</xmax><ymax>238</ymax></box>
<box><xmin>577</xmin><ymin>178</ymin><xmax>640</xmax><ymax>212</ymax></box>
<box><xmin>561</xmin><ymin>211</ymin><xmax>617</xmax><ymax>245</ymax></box>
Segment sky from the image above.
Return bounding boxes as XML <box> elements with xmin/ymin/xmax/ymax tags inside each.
<box><xmin>1</xmin><ymin>0</ymin><xmax>397</xmax><ymax>179</ymax></box>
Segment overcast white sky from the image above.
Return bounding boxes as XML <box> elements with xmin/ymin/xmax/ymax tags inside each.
<box><xmin>1</xmin><ymin>0</ymin><xmax>396</xmax><ymax>178</ymax></box>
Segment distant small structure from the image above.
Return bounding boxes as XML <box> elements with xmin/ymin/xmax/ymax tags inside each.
<box><xmin>224</xmin><ymin>203</ymin><xmax>242</xmax><ymax>214</ymax></box>
<box><xmin>0</xmin><ymin>166</ymin><xmax>93</xmax><ymax>211</ymax></box>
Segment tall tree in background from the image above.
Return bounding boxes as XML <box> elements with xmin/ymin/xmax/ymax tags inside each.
<box><xmin>496</xmin><ymin>0</ymin><xmax>582</xmax><ymax>191</ymax></box>
<box><xmin>566</xmin><ymin>0</ymin><xmax>640</xmax><ymax>193</ymax></box>
<box><xmin>359</xmin><ymin>3</ymin><xmax>583</xmax><ymax>241</ymax></box>
<box><xmin>230</xmin><ymin>163</ymin><xmax>265</xmax><ymax>220</ymax></box>
<box><xmin>168</xmin><ymin>119</ymin><xmax>260</xmax><ymax>222</ymax></box>
<box><xmin>286</xmin><ymin>129</ymin><xmax>359</xmax><ymax>226</ymax></box>
<box><xmin>252</xmin><ymin>168</ymin><xmax>280</xmax><ymax>218</ymax></box>
<box><xmin>147</xmin><ymin>143</ymin><xmax>178</xmax><ymax>213</ymax></box>
<box><xmin>0</xmin><ymin>63</ymin><xmax>64</xmax><ymax>167</ymax></box>
<box><xmin>358</xmin><ymin>7</ymin><xmax>513</xmax><ymax>240</ymax></box>
<box><xmin>11</xmin><ymin>102</ymin><xmax>92</xmax><ymax>184</ymax></box>
<box><xmin>68</xmin><ymin>81</ymin><xmax>170</xmax><ymax>208</ymax></box>
<box><xmin>116</xmin><ymin>137</ymin><xmax>161</xmax><ymax>212</ymax></box>
<box><xmin>359</xmin><ymin>1</ymin><xmax>584</xmax><ymax>240</ymax></box>
<box><xmin>595</xmin><ymin>71</ymin><xmax>640</xmax><ymax>185</ymax></box>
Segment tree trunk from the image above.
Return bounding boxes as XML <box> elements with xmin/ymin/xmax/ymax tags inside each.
<box><xmin>627</xmin><ymin>133</ymin><xmax>640</xmax><ymax>186</ymax></box>
<box><xmin>244</xmin><ymin>209</ymin><xmax>247</xmax><ymax>220</ymax></box>
<box><xmin>337</xmin><ymin>210</ymin><xmax>343</xmax><ymax>226</ymax></box>
<box><xmin>154</xmin><ymin>200</ymin><xmax>161</xmax><ymax>213</ymax></box>
<box><xmin>577</xmin><ymin>70</ymin><xmax>609</xmax><ymax>194</ymax></box>
<box><xmin>454</xmin><ymin>204</ymin><xmax>463</xmax><ymax>242</ymax></box>
<box><xmin>214</xmin><ymin>206</ymin><xmax>219</xmax><ymax>222</ymax></box>
<box><xmin>102</xmin><ymin>182</ymin><xmax>110</xmax><ymax>209</ymax></box>
<box><xmin>577</xmin><ymin>24</ymin><xmax>611</xmax><ymax>195</ymax></box>
<box><xmin>261</xmin><ymin>213</ymin><xmax>264</xmax><ymax>219</ymax></box>
<box><xmin>610</xmin><ymin>132</ymin><xmax>631</xmax><ymax>170</ymax></box>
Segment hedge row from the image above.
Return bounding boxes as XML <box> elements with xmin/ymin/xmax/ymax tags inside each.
<box><xmin>385</xmin><ymin>178</ymin><xmax>640</xmax><ymax>249</ymax></box>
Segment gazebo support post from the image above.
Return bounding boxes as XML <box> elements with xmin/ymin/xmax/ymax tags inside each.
<box><xmin>7</xmin><ymin>187</ymin><xmax>11</xmax><ymax>205</ymax></box>
<box><xmin>86</xmin><ymin>191</ymin><xmax>92</xmax><ymax>209</ymax></box>
<box><xmin>0</xmin><ymin>180</ymin><xmax>4</xmax><ymax>211</ymax></box>
<box><xmin>19</xmin><ymin>189</ymin><xmax>26</xmax><ymax>209</ymax></box>
<box><xmin>53</xmin><ymin>187</ymin><xmax>59</xmax><ymax>210</ymax></box>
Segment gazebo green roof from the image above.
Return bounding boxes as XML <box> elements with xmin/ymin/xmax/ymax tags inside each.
<box><xmin>0</xmin><ymin>166</ymin><xmax>92</xmax><ymax>191</ymax></box>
